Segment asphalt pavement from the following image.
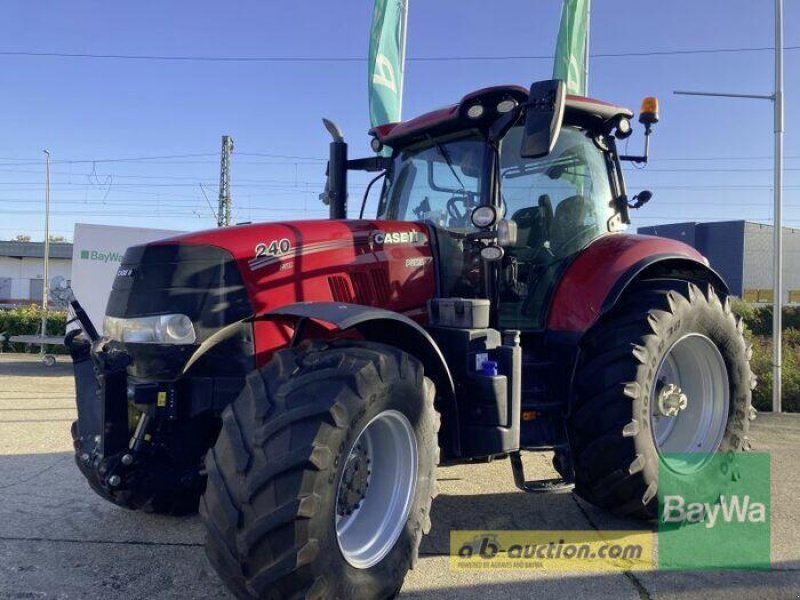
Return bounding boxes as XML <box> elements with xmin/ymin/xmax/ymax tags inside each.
<box><xmin>0</xmin><ymin>354</ymin><xmax>797</xmax><ymax>599</ymax></box>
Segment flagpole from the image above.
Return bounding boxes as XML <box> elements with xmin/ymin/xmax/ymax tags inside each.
<box><xmin>398</xmin><ymin>0</ymin><xmax>409</xmax><ymax>119</ymax></box>
<box><xmin>584</xmin><ymin>0</ymin><xmax>591</xmax><ymax>94</ymax></box>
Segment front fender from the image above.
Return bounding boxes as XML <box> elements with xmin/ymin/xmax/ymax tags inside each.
<box><xmin>266</xmin><ymin>302</ymin><xmax>461</xmax><ymax>457</ymax></box>
<box><xmin>546</xmin><ymin>233</ymin><xmax>725</xmax><ymax>333</ymax></box>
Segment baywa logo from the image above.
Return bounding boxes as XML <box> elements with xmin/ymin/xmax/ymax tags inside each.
<box><xmin>658</xmin><ymin>452</ymin><xmax>771</xmax><ymax>570</ymax></box>
<box><xmin>80</xmin><ymin>249</ymin><xmax>124</xmax><ymax>263</ymax></box>
<box><xmin>662</xmin><ymin>494</ymin><xmax>767</xmax><ymax>529</ymax></box>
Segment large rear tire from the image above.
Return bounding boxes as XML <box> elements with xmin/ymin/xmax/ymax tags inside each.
<box><xmin>201</xmin><ymin>341</ymin><xmax>439</xmax><ymax>600</ymax></box>
<box><xmin>568</xmin><ymin>280</ymin><xmax>755</xmax><ymax>519</ymax></box>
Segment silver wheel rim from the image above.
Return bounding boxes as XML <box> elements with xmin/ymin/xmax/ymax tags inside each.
<box><xmin>335</xmin><ymin>409</ymin><xmax>418</xmax><ymax>569</ymax></box>
<box><xmin>650</xmin><ymin>334</ymin><xmax>730</xmax><ymax>473</ymax></box>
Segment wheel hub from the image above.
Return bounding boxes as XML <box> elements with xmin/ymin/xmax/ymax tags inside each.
<box><xmin>657</xmin><ymin>383</ymin><xmax>689</xmax><ymax>417</ymax></box>
<box><xmin>650</xmin><ymin>333</ymin><xmax>730</xmax><ymax>473</ymax></box>
<box><xmin>336</xmin><ymin>442</ymin><xmax>371</xmax><ymax>517</ymax></box>
<box><xmin>334</xmin><ymin>409</ymin><xmax>418</xmax><ymax>569</ymax></box>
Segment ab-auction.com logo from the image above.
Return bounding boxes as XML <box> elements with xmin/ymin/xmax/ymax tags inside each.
<box><xmin>80</xmin><ymin>249</ymin><xmax>124</xmax><ymax>263</ymax></box>
<box><xmin>449</xmin><ymin>530</ymin><xmax>653</xmax><ymax>572</ymax></box>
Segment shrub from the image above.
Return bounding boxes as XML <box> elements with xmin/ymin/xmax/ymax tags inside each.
<box><xmin>0</xmin><ymin>305</ymin><xmax>68</xmax><ymax>353</ymax></box>
<box><xmin>745</xmin><ymin>331</ymin><xmax>800</xmax><ymax>413</ymax></box>
<box><xmin>730</xmin><ymin>298</ymin><xmax>800</xmax><ymax>412</ymax></box>
<box><xmin>730</xmin><ymin>301</ymin><xmax>800</xmax><ymax>337</ymax></box>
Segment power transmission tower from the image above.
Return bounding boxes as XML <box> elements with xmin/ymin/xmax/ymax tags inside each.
<box><xmin>217</xmin><ymin>135</ymin><xmax>234</xmax><ymax>227</ymax></box>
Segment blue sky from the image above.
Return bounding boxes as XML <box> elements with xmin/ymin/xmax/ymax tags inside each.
<box><xmin>0</xmin><ymin>0</ymin><xmax>797</xmax><ymax>240</ymax></box>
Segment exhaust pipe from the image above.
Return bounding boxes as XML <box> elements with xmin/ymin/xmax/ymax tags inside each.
<box><xmin>321</xmin><ymin>118</ymin><xmax>348</xmax><ymax>220</ymax></box>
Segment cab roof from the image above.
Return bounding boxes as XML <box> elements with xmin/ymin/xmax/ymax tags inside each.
<box><xmin>370</xmin><ymin>84</ymin><xmax>634</xmax><ymax>147</ymax></box>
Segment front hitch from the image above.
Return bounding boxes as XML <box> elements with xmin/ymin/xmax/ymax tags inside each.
<box><xmin>66</xmin><ymin>331</ymin><xmax>132</xmax><ymax>474</ymax></box>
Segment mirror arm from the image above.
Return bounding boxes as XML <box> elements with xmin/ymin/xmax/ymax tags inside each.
<box><xmin>619</xmin><ymin>123</ymin><xmax>654</xmax><ymax>164</ymax></box>
<box><xmin>347</xmin><ymin>156</ymin><xmax>392</xmax><ymax>172</ymax></box>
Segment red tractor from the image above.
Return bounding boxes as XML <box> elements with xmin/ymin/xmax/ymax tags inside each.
<box><xmin>67</xmin><ymin>80</ymin><xmax>754</xmax><ymax>599</ymax></box>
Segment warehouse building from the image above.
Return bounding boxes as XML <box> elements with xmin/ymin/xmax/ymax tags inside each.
<box><xmin>0</xmin><ymin>241</ymin><xmax>73</xmax><ymax>305</ymax></box>
<box><xmin>637</xmin><ymin>221</ymin><xmax>800</xmax><ymax>304</ymax></box>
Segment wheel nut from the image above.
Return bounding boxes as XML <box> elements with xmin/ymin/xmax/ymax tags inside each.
<box><xmin>121</xmin><ymin>454</ymin><xmax>134</xmax><ymax>466</ymax></box>
<box><xmin>108</xmin><ymin>475</ymin><xmax>121</xmax><ymax>487</ymax></box>
<box><xmin>658</xmin><ymin>383</ymin><xmax>688</xmax><ymax>417</ymax></box>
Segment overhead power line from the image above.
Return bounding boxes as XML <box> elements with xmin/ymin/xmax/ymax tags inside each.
<box><xmin>0</xmin><ymin>45</ymin><xmax>797</xmax><ymax>63</ymax></box>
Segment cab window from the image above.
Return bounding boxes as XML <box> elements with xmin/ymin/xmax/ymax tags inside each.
<box><xmin>497</xmin><ymin>125</ymin><xmax>615</xmax><ymax>329</ymax></box>
<box><xmin>378</xmin><ymin>133</ymin><xmax>483</xmax><ymax>231</ymax></box>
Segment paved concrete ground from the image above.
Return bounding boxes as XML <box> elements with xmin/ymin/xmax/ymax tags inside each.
<box><xmin>0</xmin><ymin>353</ymin><xmax>797</xmax><ymax>599</ymax></box>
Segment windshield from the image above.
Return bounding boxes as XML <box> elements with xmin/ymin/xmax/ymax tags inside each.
<box><xmin>378</xmin><ymin>132</ymin><xmax>484</xmax><ymax>231</ymax></box>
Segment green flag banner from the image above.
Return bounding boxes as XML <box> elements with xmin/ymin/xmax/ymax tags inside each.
<box><xmin>553</xmin><ymin>0</ymin><xmax>590</xmax><ymax>96</ymax></box>
<box><xmin>368</xmin><ymin>0</ymin><xmax>409</xmax><ymax>131</ymax></box>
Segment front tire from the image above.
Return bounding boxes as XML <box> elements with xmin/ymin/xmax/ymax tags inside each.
<box><xmin>201</xmin><ymin>341</ymin><xmax>438</xmax><ymax>600</ymax></box>
<box><xmin>568</xmin><ymin>281</ymin><xmax>754</xmax><ymax>519</ymax></box>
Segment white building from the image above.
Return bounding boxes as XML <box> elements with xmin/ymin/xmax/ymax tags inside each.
<box><xmin>0</xmin><ymin>241</ymin><xmax>72</xmax><ymax>305</ymax></box>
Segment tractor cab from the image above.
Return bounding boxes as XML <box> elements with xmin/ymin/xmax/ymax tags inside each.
<box><xmin>365</xmin><ymin>81</ymin><xmax>647</xmax><ymax>330</ymax></box>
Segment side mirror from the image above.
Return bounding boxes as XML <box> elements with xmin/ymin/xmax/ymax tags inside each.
<box><xmin>628</xmin><ymin>190</ymin><xmax>653</xmax><ymax>210</ymax></box>
<box><xmin>520</xmin><ymin>79</ymin><xmax>566</xmax><ymax>159</ymax></box>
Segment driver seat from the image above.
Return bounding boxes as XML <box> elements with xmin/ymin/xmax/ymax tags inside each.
<box><xmin>550</xmin><ymin>195</ymin><xmax>587</xmax><ymax>256</ymax></box>
<box><xmin>510</xmin><ymin>194</ymin><xmax>553</xmax><ymax>261</ymax></box>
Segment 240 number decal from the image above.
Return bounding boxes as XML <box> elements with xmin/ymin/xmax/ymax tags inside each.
<box><xmin>255</xmin><ymin>238</ymin><xmax>292</xmax><ymax>258</ymax></box>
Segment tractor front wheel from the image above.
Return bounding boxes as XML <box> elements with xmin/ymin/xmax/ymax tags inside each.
<box><xmin>568</xmin><ymin>280</ymin><xmax>754</xmax><ymax>519</ymax></box>
<box><xmin>201</xmin><ymin>341</ymin><xmax>438</xmax><ymax>600</ymax></box>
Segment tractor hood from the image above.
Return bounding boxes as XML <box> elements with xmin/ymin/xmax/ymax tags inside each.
<box><xmin>105</xmin><ymin>219</ymin><xmax>436</xmax><ymax>379</ymax></box>
<box><xmin>150</xmin><ymin>219</ymin><xmax>434</xmax><ymax>317</ymax></box>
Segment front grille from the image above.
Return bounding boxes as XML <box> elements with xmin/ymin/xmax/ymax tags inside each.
<box><xmin>106</xmin><ymin>243</ymin><xmax>254</xmax><ymax>380</ymax></box>
<box><xmin>107</xmin><ymin>243</ymin><xmax>252</xmax><ymax>341</ymax></box>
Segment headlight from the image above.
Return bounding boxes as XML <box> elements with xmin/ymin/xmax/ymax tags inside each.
<box><xmin>466</xmin><ymin>104</ymin><xmax>485</xmax><ymax>119</ymax></box>
<box><xmin>497</xmin><ymin>99</ymin><xmax>518</xmax><ymax>114</ymax></box>
<box><xmin>471</xmin><ymin>205</ymin><xmax>498</xmax><ymax>228</ymax></box>
<box><xmin>103</xmin><ymin>314</ymin><xmax>197</xmax><ymax>344</ymax></box>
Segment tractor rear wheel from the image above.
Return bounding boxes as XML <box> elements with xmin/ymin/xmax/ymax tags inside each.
<box><xmin>568</xmin><ymin>280</ymin><xmax>754</xmax><ymax>519</ymax></box>
<box><xmin>201</xmin><ymin>341</ymin><xmax>439</xmax><ymax>600</ymax></box>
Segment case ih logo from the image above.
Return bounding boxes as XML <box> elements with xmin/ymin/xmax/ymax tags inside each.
<box><xmin>371</xmin><ymin>231</ymin><xmax>426</xmax><ymax>245</ymax></box>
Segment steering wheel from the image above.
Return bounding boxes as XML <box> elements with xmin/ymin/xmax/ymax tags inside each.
<box><xmin>446</xmin><ymin>196</ymin><xmax>470</xmax><ymax>227</ymax></box>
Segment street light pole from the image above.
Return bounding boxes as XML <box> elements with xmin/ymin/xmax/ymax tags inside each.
<box><xmin>773</xmin><ymin>0</ymin><xmax>784</xmax><ymax>413</ymax></box>
<box><xmin>41</xmin><ymin>149</ymin><xmax>51</xmax><ymax>358</ymax></box>
<box><xmin>673</xmin><ymin>0</ymin><xmax>784</xmax><ymax>413</ymax></box>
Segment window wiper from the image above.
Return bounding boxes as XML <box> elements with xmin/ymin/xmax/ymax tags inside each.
<box><xmin>429</xmin><ymin>136</ymin><xmax>467</xmax><ymax>193</ymax></box>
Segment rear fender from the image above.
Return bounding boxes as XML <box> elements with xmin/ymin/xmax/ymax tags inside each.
<box><xmin>547</xmin><ymin>234</ymin><xmax>723</xmax><ymax>333</ymax></box>
<box><xmin>265</xmin><ymin>302</ymin><xmax>461</xmax><ymax>458</ymax></box>
<box><xmin>601</xmin><ymin>256</ymin><xmax>729</xmax><ymax>316</ymax></box>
